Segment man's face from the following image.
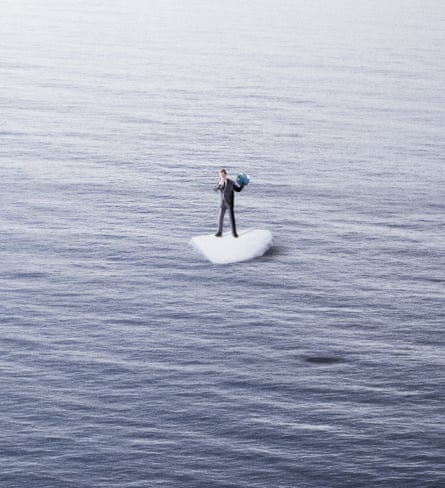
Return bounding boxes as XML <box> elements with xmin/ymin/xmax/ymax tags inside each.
<box><xmin>219</xmin><ymin>171</ymin><xmax>227</xmax><ymax>180</ymax></box>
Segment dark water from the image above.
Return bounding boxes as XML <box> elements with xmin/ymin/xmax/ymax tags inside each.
<box><xmin>1</xmin><ymin>1</ymin><xmax>444</xmax><ymax>486</ymax></box>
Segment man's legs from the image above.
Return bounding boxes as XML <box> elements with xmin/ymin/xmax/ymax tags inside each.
<box><xmin>229</xmin><ymin>206</ymin><xmax>238</xmax><ymax>237</ymax></box>
<box><xmin>216</xmin><ymin>205</ymin><xmax>226</xmax><ymax>236</ymax></box>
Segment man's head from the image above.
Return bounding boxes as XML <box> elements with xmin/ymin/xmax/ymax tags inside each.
<box><xmin>219</xmin><ymin>168</ymin><xmax>227</xmax><ymax>180</ymax></box>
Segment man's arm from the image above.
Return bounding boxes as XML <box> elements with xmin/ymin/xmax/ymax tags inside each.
<box><xmin>234</xmin><ymin>182</ymin><xmax>244</xmax><ymax>192</ymax></box>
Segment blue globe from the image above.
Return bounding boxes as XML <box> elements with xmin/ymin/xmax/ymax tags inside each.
<box><xmin>236</xmin><ymin>173</ymin><xmax>250</xmax><ymax>186</ymax></box>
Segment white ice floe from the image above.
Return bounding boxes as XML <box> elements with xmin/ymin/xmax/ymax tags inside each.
<box><xmin>190</xmin><ymin>228</ymin><xmax>272</xmax><ymax>264</ymax></box>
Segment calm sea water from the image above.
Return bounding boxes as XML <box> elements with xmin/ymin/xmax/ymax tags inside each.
<box><xmin>1</xmin><ymin>1</ymin><xmax>444</xmax><ymax>487</ymax></box>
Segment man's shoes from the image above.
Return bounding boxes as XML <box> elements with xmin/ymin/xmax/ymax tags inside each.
<box><xmin>233</xmin><ymin>232</ymin><xmax>238</xmax><ymax>238</ymax></box>
<box><xmin>214</xmin><ymin>232</ymin><xmax>222</xmax><ymax>237</ymax></box>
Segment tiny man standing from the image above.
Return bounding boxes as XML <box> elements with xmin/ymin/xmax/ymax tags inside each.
<box><xmin>214</xmin><ymin>168</ymin><xmax>244</xmax><ymax>238</ymax></box>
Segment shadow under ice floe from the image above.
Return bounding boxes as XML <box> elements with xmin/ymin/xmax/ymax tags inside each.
<box><xmin>304</xmin><ymin>356</ymin><xmax>345</xmax><ymax>365</ymax></box>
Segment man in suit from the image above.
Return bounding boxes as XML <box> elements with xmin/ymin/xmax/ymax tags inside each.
<box><xmin>214</xmin><ymin>168</ymin><xmax>244</xmax><ymax>238</ymax></box>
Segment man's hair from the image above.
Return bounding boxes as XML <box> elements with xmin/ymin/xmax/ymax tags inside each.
<box><xmin>219</xmin><ymin>168</ymin><xmax>227</xmax><ymax>175</ymax></box>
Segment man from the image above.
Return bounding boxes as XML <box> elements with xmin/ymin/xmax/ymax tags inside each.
<box><xmin>213</xmin><ymin>168</ymin><xmax>244</xmax><ymax>238</ymax></box>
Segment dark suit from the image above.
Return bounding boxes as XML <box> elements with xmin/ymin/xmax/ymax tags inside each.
<box><xmin>214</xmin><ymin>178</ymin><xmax>244</xmax><ymax>236</ymax></box>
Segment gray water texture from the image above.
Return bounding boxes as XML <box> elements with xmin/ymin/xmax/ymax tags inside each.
<box><xmin>1</xmin><ymin>1</ymin><xmax>444</xmax><ymax>487</ymax></box>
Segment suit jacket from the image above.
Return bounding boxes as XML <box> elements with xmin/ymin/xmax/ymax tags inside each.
<box><xmin>214</xmin><ymin>178</ymin><xmax>243</xmax><ymax>208</ymax></box>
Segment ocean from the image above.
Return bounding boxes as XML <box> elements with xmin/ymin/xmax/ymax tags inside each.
<box><xmin>1</xmin><ymin>1</ymin><xmax>444</xmax><ymax>486</ymax></box>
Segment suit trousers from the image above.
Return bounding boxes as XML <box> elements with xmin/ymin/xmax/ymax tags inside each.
<box><xmin>217</xmin><ymin>203</ymin><xmax>237</xmax><ymax>235</ymax></box>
